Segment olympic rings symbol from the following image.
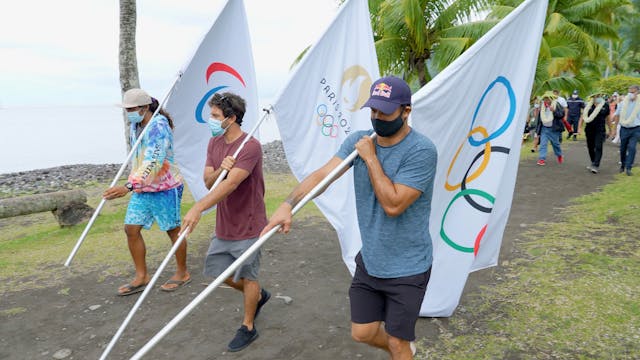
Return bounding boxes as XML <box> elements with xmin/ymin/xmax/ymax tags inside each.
<box><xmin>441</xmin><ymin>189</ymin><xmax>494</xmax><ymax>254</ymax></box>
<box><xmin>315</xmin><ymin>104</ymin><xmax>339</xmax><ymax>138</ymax></box>
<box><xmin>444</xmin><ymin>127</ymin><xmax>491</xmax><ymax>191</ymax></box>
<box><xmin>440</xmin><ymin>76</ymin><xmax>515</xmax><ymax>255</ymax></box>
<box><xmin>468</xmin><ymin>76</ymin><xmax>516</xmax><ymax>146</ymax></box>
<box><xmin>461</xmin><ymin>146</ymin><xmax>510</xmax><ymax>212</ymax></box>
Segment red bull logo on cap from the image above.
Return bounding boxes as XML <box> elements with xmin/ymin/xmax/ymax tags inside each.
<box><xmin>372</xmin><ymin>82</ymin><xmax>392</xmax><ymax>98</ymax></box>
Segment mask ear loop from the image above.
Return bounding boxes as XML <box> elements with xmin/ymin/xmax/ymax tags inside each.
<box><xmin>221</xmin><ymin>116</ymin><xmax>231</xmax><ymax>135</ymax></box>
<box><xmin>139</xmin><ymin>105</ymin><xmax>149</xmax><ymax>120</ymax></box>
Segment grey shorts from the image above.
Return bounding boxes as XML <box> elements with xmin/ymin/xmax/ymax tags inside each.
<box><xmin>203</xmin><ymin>236</ymin><xmax>261</xmax><ymax>282</ymax></box>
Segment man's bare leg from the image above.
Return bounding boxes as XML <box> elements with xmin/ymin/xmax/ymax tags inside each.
<box><xmin>351</xmin><ymin>322</ymin><xmax>413</xmax><ymax>359</ymax></box>
<box><xmin>224</xmin><ymin>278</ymin><xmax>261</xmax><ymax>330</ymax></box>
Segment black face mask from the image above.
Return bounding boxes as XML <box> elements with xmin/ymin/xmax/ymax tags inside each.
<box><xmin>371</xmin><ymin>114</ymin><xmax>404</xmax><ymax>137</ymax></box>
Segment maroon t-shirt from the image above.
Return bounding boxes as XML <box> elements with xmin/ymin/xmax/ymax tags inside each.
<box><xmin>205</xmin><ymin>133</ymin><xmax>267</xmax><ymax>240</ymax></box>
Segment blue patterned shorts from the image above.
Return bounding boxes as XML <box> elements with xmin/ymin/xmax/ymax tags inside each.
<box><xmin>124</xmin><ymin>184</ymin><xmax>183</xmax><ymax>231</ymax></box>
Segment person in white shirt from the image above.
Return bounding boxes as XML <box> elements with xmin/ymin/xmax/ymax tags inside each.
<box><xmin>553</xmin><ymin>89</ymin><xmax>569</xmax><ymax>141</ymax></box>
<box><xmin>613</xmin><ymin>85</ymin><xmax>640</xmax><ymax>176</ymax></box>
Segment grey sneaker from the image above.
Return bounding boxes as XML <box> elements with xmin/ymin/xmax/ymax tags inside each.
<box><xmin>228</xmin><ymin>325</ymin><xmax>258</xmax><ymax>352</ymax></box>
<box><xmin>590</xmin><ymin>166</ymin><xmax>598</xmax><ymax>174</ymax></box>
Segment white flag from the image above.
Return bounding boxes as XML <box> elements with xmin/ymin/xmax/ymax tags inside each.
<box><xmin>166</xmin><ymin>0</ymin><xmax>258</xmax><ymax>201</ymax></box>
<box><xmin>410</xmin><ymin>0</ymin><xmax>548</xmax><ymax>316</ymax></box>
<box><xmin>272</xmin><ymin>0</ymin><xmax>379</xmax><ymax>274</ymax></box>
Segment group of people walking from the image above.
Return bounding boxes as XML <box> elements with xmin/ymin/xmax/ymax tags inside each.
<box><xmin>102</xmin><ymin>75</ymin><xmax>437</xmax><ymax>359</ymax></box>
<box><xmin>528</xmin><ymin>85</ymin><xmax>640</xmax><ymax>175</ymax></box>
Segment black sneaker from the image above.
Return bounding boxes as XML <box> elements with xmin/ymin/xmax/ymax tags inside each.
<box><xmin>228</xmin><ymin>325</ymin><xmax>258</xmax><ymax>352</ymax></box>
<box><xmin>619</xmin><ymin>166</ymin><xmax>625</xmax><ymax>173</ymax></box>
<box><xmin>255</xmin><ymin>288</ymin><xmax>271</xmax><ymax>320</ymax></box>
<box><xmin>626</xmin><ymin>169</ymin><xmax>633</xmax><ymax>176</ymax></box>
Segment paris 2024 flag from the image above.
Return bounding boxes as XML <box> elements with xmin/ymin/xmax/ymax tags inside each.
<box><xmin>271</xmin><ymin>0</ymin><xmax>379</xmax><ymax>274</ymax></box>
<box><xmin>411</xmin><ymin>0</ymin><xmax>548</xmax><ymax>316</ymax></box>
<box><xmin>165</xmin><ymin>0</ymin><xmax>258</xmax><ymax>201</ymax></box>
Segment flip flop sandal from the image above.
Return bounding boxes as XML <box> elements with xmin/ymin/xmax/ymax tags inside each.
<box><xmin>160</xmin><ymin>278</ymin><xmax>192</xmax><ymax>292</ymax></box>
<box><xmin>117</xmin><ymin>283</ymin><xmax>147</xmax><ymax>296</ymax></box>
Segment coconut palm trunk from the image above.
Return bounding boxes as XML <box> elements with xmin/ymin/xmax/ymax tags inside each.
<box><xmin>119</xmin><ymin>0</ymin><xmax>140</xmax><ymax>153</ymax></box>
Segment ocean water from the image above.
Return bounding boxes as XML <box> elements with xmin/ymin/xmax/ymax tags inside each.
<box><xmin>0</xmin><ymin>106</ymin><xmax>281</xmax><ymax>174</ymax></box>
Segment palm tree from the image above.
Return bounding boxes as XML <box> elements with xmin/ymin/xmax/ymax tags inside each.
<box><xmin>119</xmin><ymin>0</ymin><xmax>140</xmax><ymax>152</ymax></box>
<box><xmin>489</xmin><ymin>0</ymin><xmax>631</xmax><ymax>97</ymax></box>
<box><xmin>370</xmin><ymin>0</ymin><xmax>495</xmax><ymax>87</ymax></box>
<box><xmin>612</xmin><ymin>0</ymin><xmax>640</xmax><ymax>75</ymax></box>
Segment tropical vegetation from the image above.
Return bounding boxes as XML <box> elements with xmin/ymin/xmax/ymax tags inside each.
<box><xmin>369</xmin><ymin>0</ymin><xmax>640</xmax><ymax>98</ymax></box>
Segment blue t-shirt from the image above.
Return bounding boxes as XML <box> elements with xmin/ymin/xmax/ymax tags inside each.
<box><xmin>336</xmin><ymin>129</ymin><xmax>437</xmax><ymax>278</ymax></box>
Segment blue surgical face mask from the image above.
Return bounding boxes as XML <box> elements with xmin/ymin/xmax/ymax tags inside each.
<box><xmin>127</xmin><ymin>109</ymin><xmax>145</xmax><ymax>124</ymax></box>
<box><xmin>207</xmin><ymin>117</ymin><xmax>228</xmax><ymax>137</ymax></box>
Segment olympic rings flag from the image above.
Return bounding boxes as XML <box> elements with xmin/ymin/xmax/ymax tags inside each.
<box><xmin>410</xmin><ymin>0</ymin><xmax>548</xmax><ymax>317</ymax></box>
<box><xmin>271</xmin><ymin>0</ymin><xmax>379</xmax><ymax>274</ymax></box>
<box><xmin>164</xmin><ymin>0</ymin><xmax>258</xmax><ymax>201</ymax></box>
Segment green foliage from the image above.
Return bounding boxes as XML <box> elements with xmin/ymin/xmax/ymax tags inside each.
<box><xmin>371</xmin><ymin>0</ymin><xmax>494</xmax><ymax>86</ymax></box>
<box><xmin>363</xmin><ymin>0</ymin><xmax>640</xmax><ymax>94</ymax></box>
<box><xmin>595</xmin><ymin>74</ymin><xmax>640</xmax><ymax>94</ymax></box>
<box><xmin>418</xmin><ymin>173</ymin><xmax>640</xmax><ymax>359</ymax></box>
<box><xmin>0</xmin><ymin>174</ymin><xmax>319</xmax><ymax>294</ymax></box>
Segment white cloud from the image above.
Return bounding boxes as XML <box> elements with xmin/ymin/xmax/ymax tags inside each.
<box><xmin>0</xmin><ymin>0</ymin><xmax>339</xmax><ymax>107</ymax></box>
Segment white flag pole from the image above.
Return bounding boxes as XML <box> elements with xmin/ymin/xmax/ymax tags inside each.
<box><xmin>130</xmin><ymin>132</ymin><xmax>376</xmax><ymax>359</ymax></box>
<box><xmin>98</xmin><ymin>109</ymin><xmax>271</xmax><ymax>360</ymax></box>
<box><xmin>64</xmin><ymin>74</ymin><xmax>183</xmax><ymax>267</ymax></box>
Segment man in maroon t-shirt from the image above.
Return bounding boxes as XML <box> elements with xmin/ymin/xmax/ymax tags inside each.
<box><xmin>182</xmin><ymin>92</ymin><xmax>269</xmax><ymax>352</ymax></box>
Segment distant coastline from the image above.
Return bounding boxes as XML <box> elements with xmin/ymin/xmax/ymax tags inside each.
<box><xmin>0</xmin><ymin>141</ymin><xmax>289</xmax><ymax>199</ymax></box>
<box><xmin>0</xmin><ymin>105</ymin><xmax>281</xmax><ymax>174</ymax></box>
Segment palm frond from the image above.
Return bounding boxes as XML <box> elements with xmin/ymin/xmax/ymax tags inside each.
<box><xmin>539</xmin><ymin>37</ymin><xmax>552</xmax><ymax>60</ymax></box>
<box><xmin>562</xmin><ymin>0</ymin><xmax>631</xmax><ymax>20</ymax></box>
<box><xmin>486</xmin><ymin>5</ymin><xmax>517</xmax><ymax>20</ymax></box>
<box><xmin>431</xmin><ymin>37</ymin><xmax>472</xmax><ymax>70</ymax></box>
<box><xmin>546</xmin><ymin>13</ymin><xmax>598</xmax><ymax>58</ymax></box>
<box><xmin>290</xmin><ymin>46</ymin><xmax>311</xmax><ymax>70</ymax></box>
<box><xmin>433</xmin><ymin>0</ymin><xmax>494</xmax><ymax>30</ymax></box>
<box><xmin>401</xmin><ymin>0</ymin><xmax>428</xmax><ymax>53</ymax></box>
<box><xmin>539</xmin><ymin>76</ymin><xmax>585</xmax><ymax>95</ymax></box>
<box><xmin>439</xmin><ymin>20</ymin><xmax>499</xmax><ymax>40</ymax></box>
<box><xmin>375</xmin><ymin>36</ymin><xmax>410</xmax><ymax>73</ymax></box>
<box><xmin>574</xmin><ymin>18</ymin><xmax>619</xmax><ymax>39</ymax></box>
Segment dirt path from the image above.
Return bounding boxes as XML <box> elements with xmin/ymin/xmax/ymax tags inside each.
<box><xmin>0</xmin><ymin>139</ymin><xmax>623</xmax><ymax>359</ymax></box>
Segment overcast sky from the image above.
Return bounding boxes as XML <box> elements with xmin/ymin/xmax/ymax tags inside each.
<box><xmin>0</xmin><ymin>0</ymin><xmax>340</xmax><ymax>107</ymax></box>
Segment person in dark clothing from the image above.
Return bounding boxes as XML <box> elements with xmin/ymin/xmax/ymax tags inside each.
<box><xmin>578</xmin><ymin>92</ymin><xmax>610</xmax><ymax>173</ymax></box>
<box><xmin>566</xmin><ymin>89</ymin><xmax>585</xmax><ymax>140</ymax></box>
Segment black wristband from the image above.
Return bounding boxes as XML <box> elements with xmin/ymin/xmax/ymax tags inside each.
<box><xmin>124</xmin><ymin>182</ymin><xmax>134</xmax><ymax>192</ymax></box>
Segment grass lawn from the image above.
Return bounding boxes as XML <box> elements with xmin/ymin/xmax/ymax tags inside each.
<box><xmin>0</xmin><ymin>173</ymin><xmax>320</xmax><ymax>293</ymax></box>
<box><xmin>420</xmin><ymin>173</ymin><xmax>640</xmax><ymax>359</ymax></box>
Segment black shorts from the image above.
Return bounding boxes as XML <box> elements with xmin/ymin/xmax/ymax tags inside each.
<box><xmin>348</xmin><ymin>253</ymin><xmax>431</xmax><ymax>341</ymax></box>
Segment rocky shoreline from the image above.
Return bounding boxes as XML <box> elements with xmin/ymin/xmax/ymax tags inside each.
<box><xmin>0</xmin><ymin>141</ymin><xmax>290</xmax><ymax>199</ymax></box>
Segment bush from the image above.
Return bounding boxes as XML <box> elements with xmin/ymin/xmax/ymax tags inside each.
<box><xmin>595</xmin><ymin>75</ymin><xmax>640</xmax><ymax>95</ymax></box>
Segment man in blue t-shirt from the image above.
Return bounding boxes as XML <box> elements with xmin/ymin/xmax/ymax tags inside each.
<box><xmin>261</xmin><ymin>76</ymin><xmax>437</xmax><ymax>359</ymax></box>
